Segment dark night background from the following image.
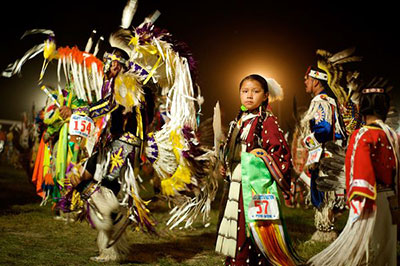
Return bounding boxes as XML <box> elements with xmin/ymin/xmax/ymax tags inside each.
<box><xmin>0</xmin><ymin>0</ymin><xmax>399</xmax><ymax>132</ymax></box>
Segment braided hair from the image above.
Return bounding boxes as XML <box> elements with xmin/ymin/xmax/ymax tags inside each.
<box><xmin>241</xmin><ymin>75</ymin><xmax>269</xmax><ymax>147</ymax></box>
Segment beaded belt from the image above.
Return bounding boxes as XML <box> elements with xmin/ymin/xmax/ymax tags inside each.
<box><xmin>119</xmin><ymin>132</ymin><xmax>141</xmax><ymax>146</ymax></box>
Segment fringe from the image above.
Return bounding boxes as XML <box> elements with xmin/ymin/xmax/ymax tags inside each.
<box><xmin>215</xmin><ymin>165</ymin><xmax>241</xmax><ymax>257</ymax></box>
<box><xmin>314</xmin><ymin>191</ymin><xmax>336</xmax><ymax>232</ymax></box>
<box><xmin>96</xmin><ymin>230</ymin><xmax>130</xmax><ymax>262</ymax></box>
<box><xmin>166</xmin><ymin>151</ymin><xmax>218</xmax><ymax>229</ymax></box>
<box><xmin>309</xmin><ymin>191</ymin><xmax>397</xmax><ymax>266</ymax></box>
<box><xmin>216</xmin><ymin>216</ymin><xmax>237</xmax><ymax>258</ymax></box>
<box><xmin>250</xmin><ymin>221</ymin><xmax>301</xmax><ymax>266</ymax></box>
<box><xmin>309</xmin><ymin>203</ymin><xmax>376</xmax><ymax>265</ymax></box>
<box><xmin>89</xmin><ymin>187</ymin><xmax>130</xmax><ymax>262</ymax></box>
<box><xmin>57</xmin><ymin>46</ymin><xmax>104</xmax><ymax>103</ymax></box>
<box><xmin>32</xmin><ymin>135</ymin><xmax>45</xmax><ymax>198</ymax></box>
<box><xmin>121</xmin><ymin>160</ymin><xmax>156</xmax><ymax>233</ymax></box>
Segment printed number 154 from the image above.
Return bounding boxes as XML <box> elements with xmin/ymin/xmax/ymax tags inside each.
<box><xmin>74</xmin><ymin>120</ymin><xmax>91</xmax><ymax>134</ymax></box>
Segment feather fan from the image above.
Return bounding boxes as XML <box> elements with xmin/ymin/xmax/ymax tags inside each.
<box><xmin>317</xmin><ymin>141</ymin><xmax>346</xmax><ymax>191</ymax></box>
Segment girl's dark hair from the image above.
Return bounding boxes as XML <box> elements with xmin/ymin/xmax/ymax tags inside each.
<box><xmin>239</xmin><ymin>74</ymin><xmax>269</xmax><ymax>93</ymax></box>
<box><xmin>359</xmin><ymin>91</ymin><xmax>390</xmax><ymax>121</ymax></box>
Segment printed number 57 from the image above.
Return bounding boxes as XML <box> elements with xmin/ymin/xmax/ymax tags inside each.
<box><xmin>254</xmin><ymin>200</ymin><xmax>269</xmax><ymax>214</ymax></box>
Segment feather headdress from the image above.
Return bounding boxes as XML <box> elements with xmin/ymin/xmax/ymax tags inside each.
<box><xmin>315</xmin><ymin>48</ymin><xmax>363</xmax><ymax>136</ymax></box>
<box><xmin>2</xmin><ymin>29</ymin><xmax>104</xmax><ymax>103</ymax></box>
<box><xmin>2</xmin><ymin>29</ymin><xmax>55</xmax><ymax>78</ymax></box>
<box><xmin>109</xmin><ymin>29</ymin><xmax>133</xmax><ymax>57</ymax></box>
<box><xmin>316</xmin><ymin>47</ymin><xmax>362</xmax><ymax>106</ymax></box>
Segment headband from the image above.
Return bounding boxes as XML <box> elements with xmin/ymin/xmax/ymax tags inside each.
<box><xmin>103</xmin><ymin>52</ymin><xmax>128</xmax><ymax>66</ymax></box>
<box><xmin>362</xmin><ymin>88</ymin><xmax>385</xmax><ymax>94</ymax></box>
<box><xmin>308</xmin><ymin>69</ymin><xmax>328</xmax><ymax>81</ymax></box>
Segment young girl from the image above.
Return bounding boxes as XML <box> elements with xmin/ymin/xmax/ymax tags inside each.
<box><xmin>308</xmin><ymin>84</ymin><xmax>399</xmax><ymax>265</ymax></box>
<box><xmin>215</xmin><ymin>74</ymin><xmax>302</xmax><ymax>266</ymax></box>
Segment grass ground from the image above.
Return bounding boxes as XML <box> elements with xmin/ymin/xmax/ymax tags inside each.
<box><xmin>0</xmin><ymin>165</ymin><xmax>398</xmax><ymax>265</ymax></box>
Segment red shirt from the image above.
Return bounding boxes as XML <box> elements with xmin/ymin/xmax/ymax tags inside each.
<box><xmin>346</xmin><ymin>125</ymin><xmax>396</xmax><ymax>201</ymax></box>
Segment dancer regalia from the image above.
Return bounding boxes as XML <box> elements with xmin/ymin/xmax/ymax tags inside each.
<box><xmin>2</xmin><ymin>0</ymin><xmax>217</xmax><ymax>262</ymax></box>
<box><xmin>215</xmin><ymin>75</ymin><xmax>303</xmax><ymax>266</ymax></box>
<box><xmin>309</xmin><ymin>79</ymin><xmax>399</xmax><ymax>266</ymax></box>
<box><xmin>300</xmin><ymin>48</ymin><xmax>362</xmax><ymax>241</ymax></box>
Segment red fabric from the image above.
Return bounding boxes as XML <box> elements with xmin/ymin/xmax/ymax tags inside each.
<box><xmin>244</xmin><ymin>114</ymin><xmax>291</xmax><ymax>186</ymax></box>
<box><xmin>346</xmin><ymin>126</ymin><xmax>396</xmax><ymax>201</ymax></box>
<box><xmin>226</xmin><ymin>112</ymin><xmax>291</xmax><ymax>265</ymax></box>
<box><xmin>225</xmin><ymin>188</ymin><xmax>270</xmax><ymax>266</ymax></box>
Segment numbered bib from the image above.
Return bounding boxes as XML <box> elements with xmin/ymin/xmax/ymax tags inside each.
<box><xmin>305</xmin><ymin>146</ymin><xmax>323</xmax><ymax>166</ymax></box>
<box><xmin>248</xmin><ymin>194</ymin><xmax>280</xmax><ymax>220</ymax></box>
<box><xmin>69</xmin><ymin>114</ymin><xmax>95</xmax><ymax>138</ymax></box>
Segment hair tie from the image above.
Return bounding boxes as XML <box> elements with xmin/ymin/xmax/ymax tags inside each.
<box><xmin>362</xmin><ymin>88</ymin><xmax>385</xmax><ymax>94</ymax></box>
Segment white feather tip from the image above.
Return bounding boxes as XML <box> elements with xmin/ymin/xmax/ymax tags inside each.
<box><xmin>149</xmin><ymin>10</ymin><xmax>161</xmax><ymax>24</ymax></box>
<box><xmin>121</xmin><ymin>0</ymin><xmax>138</xmax><ymax>29</ymax></box>
<box><xmin>84</xmin><ymin>30</ymin><xmax>97</xmax><ymax>53</ymax></box>
<box><xmin>266</xmin><ymin>78</ymin><xmax>284</xmax><ymax>102</ymax></box>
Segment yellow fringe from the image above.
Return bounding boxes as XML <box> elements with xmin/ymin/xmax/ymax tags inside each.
<box><xmin>71</xmin><ymin>190</ymin><xmax>84</xmax><ymax>211</ymax></box>
<box><xmin>161</xmin><ymin>165</ymin><xmax>191</xmax><ymax>196</ymax></box>
<box><xmin>131</xmin><ymin>188</ymin><xmax>155</xmax><ymax>227</ymax></box>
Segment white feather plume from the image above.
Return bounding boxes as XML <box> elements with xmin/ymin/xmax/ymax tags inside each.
<box><xmin>85</xmin><ymin>30</ymin><xmax>96</xmax><ymax>53</ymax></box>
<box><xmin>109</xmin><ymin>29</ymin><xmax>133</xmax><ymax>56</ymax></box>
<box><xmin>21</xmin><ymin>29</ymin><xmax>54</xmax><ymax>39</ymax></box>
<box><xmin>213</xmin><ymin>101</ymin><xmax>222</xmax><ymax>156</ymax></box>
<box><xmin>149</xmin><ymin>10</ymin><xmax>161</xmax><ymax>24</ymax></box>
<box><xmin>121</xmin><ymin>0</ymin><xmax>138</xmax><ymax>29</ymax></box>
<box><xmin>2</xmin><ymin>43</ymin><xmax>45</xmax><ymax>78</ymax></box>
<box><xmin>3</xmin><ymin>29</ymin><xmax>54</xmax><ymax>78</ymax></box>
<box><xmin>93</xmin><ymin>36</ymin><xmax>104</xmax><ymax>57</ymax></box>
<box><xmin>266</xmin><ymin>77</ymin><xmax>284</xmax><ymax>102</ymax></box>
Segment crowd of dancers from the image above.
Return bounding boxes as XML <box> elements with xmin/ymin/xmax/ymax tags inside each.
<box><xmin>2</xmin><ymin>0</ymin><xmax>398</xmax><ymax>265</ymax></box>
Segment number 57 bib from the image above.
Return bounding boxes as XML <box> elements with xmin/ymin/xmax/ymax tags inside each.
<box><xmin>69</xmin><ymin>114</ymin><xmax>95</xmax><ymax>138</ymax></box>
<box><xmin>248</xmin><ymin>194</ymin><xmax>280</xmax><ymax>220</ymax></box>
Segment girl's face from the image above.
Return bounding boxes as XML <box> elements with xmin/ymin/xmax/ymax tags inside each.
<box><xmin>240</xmin><ymin>79</ymin><xmax>268</xmax><ymax>111</ymax></box>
